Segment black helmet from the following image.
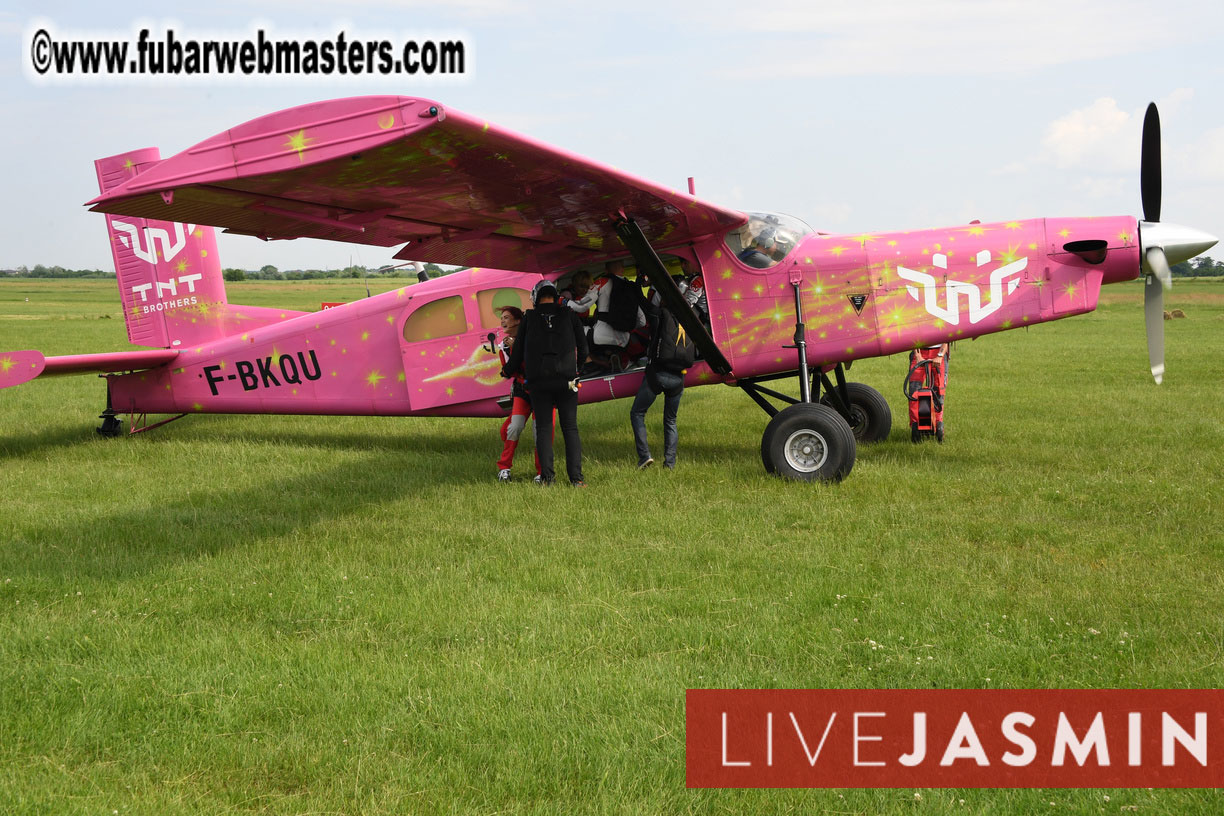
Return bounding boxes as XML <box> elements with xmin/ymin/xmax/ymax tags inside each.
<box><xmin>531</xmin><ymin>279</ymin><xmax>558</xmax><ymax>305</ymax></box>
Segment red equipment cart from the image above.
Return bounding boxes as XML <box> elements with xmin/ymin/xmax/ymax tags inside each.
<box><xmin>904</xmin><ymin>344</ymin><xmax>949</xmax><ymax>443</ymax></box>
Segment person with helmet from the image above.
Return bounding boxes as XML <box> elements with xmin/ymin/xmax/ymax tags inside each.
<box><xmin>501</xmin><ymin>279</ymin><xmax>589</xmax><ymax>486</ymax></box>
<box><xmin>738</xmin><ymin>226</ymin><xmax>777</xmax><ymax>269</ymax></box>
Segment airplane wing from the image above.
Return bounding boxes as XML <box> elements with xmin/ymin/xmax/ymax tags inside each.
<box><xmin>87</xmin><ymin>96</ymin><xmax>746</xmax><ymax>274</ymax></box>
<box><xmin>0</xmin><ymin>349</ymin><xmax>178</xmax><ymax>390</ymax></box>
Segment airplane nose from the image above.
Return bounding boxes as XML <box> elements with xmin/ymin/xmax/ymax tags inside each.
<box><xmin>1138</xmin><ymin>221</ymin><xmax>1219</xmax><ymax>268</ymax></box>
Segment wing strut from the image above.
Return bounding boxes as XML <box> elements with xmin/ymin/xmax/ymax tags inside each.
<box><xmin>613</xmin><ymin>217</ymin><xmax>732</xmax><ymax>375</ymax></box>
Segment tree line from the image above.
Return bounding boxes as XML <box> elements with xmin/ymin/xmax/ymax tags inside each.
<box><xmin>3</xmin><ymin>263</ymin><xmax>459</xmax><ymax>279</ymax></box>
<box><xmin>6</xmin><ymin>258</ymin><xmax>1223</xmax><ymax>279</ymax></box>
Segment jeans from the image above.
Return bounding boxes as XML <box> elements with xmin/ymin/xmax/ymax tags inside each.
<box><xmin>530</xmin><ymin>384</ymin><xmax>582</xmax><ymax>483</ymax></box>
<box><xmin>629</xmin><ymin>369</ymin><xmax>684</xmax><ymax>467</ymax></box>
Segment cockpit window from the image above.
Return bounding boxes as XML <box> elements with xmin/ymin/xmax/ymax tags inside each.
<box><xmin>724</xmin><ymin>212</ymin><xmax>813</xmax><ymax>269</ymax></box>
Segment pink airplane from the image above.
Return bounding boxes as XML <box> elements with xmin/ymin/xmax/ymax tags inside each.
<box><xmin>0</xmin><ymin>97</ymin><xmax>1215</xmax><ymax>480</ymax></box>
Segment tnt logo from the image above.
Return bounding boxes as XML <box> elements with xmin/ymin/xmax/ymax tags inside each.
<box><xmin>130</xmin><ymin>274</ymin><xmax>204</xmax><ymax>303</ymax></box>
<box><xmin>112</xmin><ymin>219</ymin><xmax>197</xmax><ymax>266</ymax></box>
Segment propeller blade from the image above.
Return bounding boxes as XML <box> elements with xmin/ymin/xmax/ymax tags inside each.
<box><xmin>1143</xmin><ymin>273</ymin><xmax>1165</xmax><ymax>384</ymax></box>
<box><xmin>1141</xmin><ymin>102</ymin><xmax>1162</xmax><ymax>223</ymax></box>
<box><xmin>1146</xmin><ymin>244</ymin><xmax>1173</xmax><ymax>291</ymax></box>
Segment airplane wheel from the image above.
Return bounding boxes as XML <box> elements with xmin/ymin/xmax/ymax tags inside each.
<box><xmin>821</xmin><ymin>382</ymin><xmax>892</xmax><ymax>443</ymax></box>
<box><xmin>761</xmin><ymin>404</ymin><xmax>856</xmax><ymax>482</ymax></box>
<box><xmin>97</xmin><ymin>412</ymin><xmax>123</xmax><ymax>438</ymax></box>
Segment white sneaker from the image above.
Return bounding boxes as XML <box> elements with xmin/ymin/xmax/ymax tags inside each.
<box><xmin>497</xmin><ymin>468</ymin><xmax>511</xmax><ymax>482</ymax></box>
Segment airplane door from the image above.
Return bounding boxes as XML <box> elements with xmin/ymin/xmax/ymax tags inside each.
<box><xmin>398</xmin><ymin>280</ymin><xmax>535</xmax><ymax>411</ymax></box>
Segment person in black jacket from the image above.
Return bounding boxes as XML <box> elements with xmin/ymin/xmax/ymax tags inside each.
<box><xmin>629</xmin><ymin>302</ymin><xmax>694</xmax><ymax>470</ymax></box>
<box><xmin>501</xmin><ymin>280</ymin><xmax>589</xmax><ymax>486</ymax></box>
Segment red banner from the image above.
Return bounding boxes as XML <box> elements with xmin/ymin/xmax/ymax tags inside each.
<box><xmin>686</xmin><ymin>690</ymin><xmax>1224</xmax><ymax>788</ymax></box>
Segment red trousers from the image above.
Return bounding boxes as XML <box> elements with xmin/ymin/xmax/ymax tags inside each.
<box><xmin>497</xmin><ymin>395</ymin><xmax>554</xmax><ymax>473</ymax></box>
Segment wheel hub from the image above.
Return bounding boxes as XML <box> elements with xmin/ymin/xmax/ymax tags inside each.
<box><xmin>783</xmin><ymin>429</ymin><xmax>828</xmax><ymax>472</ymax></box>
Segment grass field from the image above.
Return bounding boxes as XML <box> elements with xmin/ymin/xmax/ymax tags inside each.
<box><xmin>1</xmin><ymin>277</ymin><xmax>1222</xmax><ymax>814</ymax></box>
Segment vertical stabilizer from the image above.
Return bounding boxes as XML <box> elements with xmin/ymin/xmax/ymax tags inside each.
<box><xmin>96</xmin><ymin>149</ymin><xmax>227</xmax><ymax>349</ymax></box>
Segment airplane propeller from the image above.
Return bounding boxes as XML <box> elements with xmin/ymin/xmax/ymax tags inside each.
<box><xmin>1136</xmin><ymin>102</ymin><xmax>1217</xmax><ymax>383</ymax></box>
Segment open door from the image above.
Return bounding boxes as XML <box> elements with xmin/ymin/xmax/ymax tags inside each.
<box><xmin>398</xmin><ymin>272</ymin><xmax>539</xmax><ymax>411</ymax></box>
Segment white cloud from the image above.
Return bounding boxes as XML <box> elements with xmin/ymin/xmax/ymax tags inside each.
<box><xmin>1042</xmin><ymin>98</ymin><xmax>1134</xmax><ymax>171</ymax></box>
<box><xmin>1184</xmin><ymin>126</ymin><xmax>1224</xmax><ymax>183</ymax></box>
<box><xmin>1040</xmin><ymin>89</ymin><xmax>1196</xmax><ymax>175</ymax></box>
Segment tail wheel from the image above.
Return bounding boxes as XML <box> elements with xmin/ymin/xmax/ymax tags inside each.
<box><xmin>97</xmin><ymin>410</ymin><xmax>123</xmax><ymax>438</ymax></box>
<box><xmin>761</xmin><ymin>404</ymin><xmax>856</xmax><ymax>482</ymax></box>
<box><xmin>821</xmin><ymin>382</ymin><xmax>892</xmax><ymax>443</ymax></box>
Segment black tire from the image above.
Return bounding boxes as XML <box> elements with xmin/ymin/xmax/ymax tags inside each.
<box><xmin>761</xmin><ymin>404</ymin><xmax>856</xmax><ymax>482</ymax></box>
<box><xmin>96</xmin><ymin>416</ymin><xmax>123</xmax><ymax>438</ymax></box>
<box><xmin>820</xmin><ymin>382</ymin><xmax>892</xmax><ymax>443</ymax></box>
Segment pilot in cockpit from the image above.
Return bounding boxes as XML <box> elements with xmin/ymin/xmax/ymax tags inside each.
<box><xmin>738</xmin><ymin>226</ymin><xmax>777</xmax><ymax>269</ymax></box>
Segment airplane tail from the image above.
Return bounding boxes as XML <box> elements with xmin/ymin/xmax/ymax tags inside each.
<box><xmin>95</xmin><ymin>149</ymin><xmax>303</xmax><ymax>349</ymax></box>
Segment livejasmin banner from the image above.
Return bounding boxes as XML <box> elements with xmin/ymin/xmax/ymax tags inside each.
<box><xmin>686</xmin><ymin>690</ymin><xmax>1223</xmax><ymax>788</ymax></box>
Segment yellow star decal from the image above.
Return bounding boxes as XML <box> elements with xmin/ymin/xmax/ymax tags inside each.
<box><xmin>1004</xmin><ymin>221</ymin><xmax>1021</xmax><ymax>230</ymax></box>
<box><xmin>0</xmin><ymin>356</ymin><xmax>13</xmax><ymax>374</ymax></box>
<box><xmin>828</xmin><ymin>245</ymin><xmax>847</xmax><ymax>257</ymax></box>
<box><xmin>284</xmin><ymin>129</ymin><xmax>315</xmax><ymax>162</ymax></box>
<box><xmin>365</xmin><ymin>370</ymin><xmax>386</xmax><ymax>388</ymax></box>
<box><xmin>852</xmin><ymin>234</ymin><xmax>877</xmax><ymax>248</ymax></box>
<box><xmin>1058</xmin><ymin>228</ymin><xmax>1071</xmax><ymax>238</ymax></box>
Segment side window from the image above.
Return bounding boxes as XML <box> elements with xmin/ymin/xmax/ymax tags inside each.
<box><xmin>476</xmin><ymin>287</ymin><xmax>530</xmax><ymax>329</ymax></box>
<box><xmin>403</xmin><ymin>296</ymin><xmax>466</xmax><ymax>342</ymax></box>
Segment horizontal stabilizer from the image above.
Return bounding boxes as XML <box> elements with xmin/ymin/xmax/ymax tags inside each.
<box><xmin>0</xmin><ymin>350</ymin><xmax>46</xmax><ymax>389</ymax></box>
<box><xmin>0</xmin><ymin>349</ymin><xmax>178</xmax><ymax>390</ymax></box>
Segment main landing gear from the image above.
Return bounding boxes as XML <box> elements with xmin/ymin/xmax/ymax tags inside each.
<box><xmin>736</xmin><ymin>268</ymin><xmax>892</xmax><ymax>482</ymax></box>
<box><xmin>739</xmin><ymin>366</ymin><xmax>891</xmax><ymax>482</ymax></box>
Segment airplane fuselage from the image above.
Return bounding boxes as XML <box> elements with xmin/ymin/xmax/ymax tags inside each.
<box><xmin>105</xmin><ymin>215</ymin><xmax>1141</xmax><ymax>420</ymax></box>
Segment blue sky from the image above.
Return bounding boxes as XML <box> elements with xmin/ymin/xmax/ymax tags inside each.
<box><xmin>3</xmin><ymin>0</ymin><xmax>1222</xmax><ymax>271</ymax></box>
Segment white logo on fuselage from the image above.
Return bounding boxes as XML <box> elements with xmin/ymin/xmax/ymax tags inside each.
<box><xmin>112</xmin><ymin>220</ymin><xmax>197</xmax><ymax>266</ymax></box>
<box><xmin>897</xmin><ymin>250</ymin><xmax>1027</xmax><ymax>325</ymax></box>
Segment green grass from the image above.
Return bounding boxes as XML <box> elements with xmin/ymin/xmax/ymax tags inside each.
<box><xmin>1</xmin><ymin>278</ymin><xmax>1222</xmax><ymax>814</ymax></box>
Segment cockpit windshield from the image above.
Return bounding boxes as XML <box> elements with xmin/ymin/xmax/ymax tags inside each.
<box><xmin>724</xmin><ymin>212</ymin><xmax>814</xmax><ymax>269</ymax></box>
